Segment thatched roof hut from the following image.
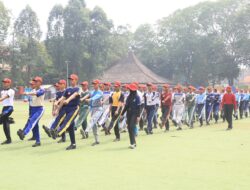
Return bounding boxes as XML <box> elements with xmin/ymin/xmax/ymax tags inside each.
<box><xmin>100</xmin><ymin>52</ymin><xmax>171</xmax><ymax>84</ymax></box>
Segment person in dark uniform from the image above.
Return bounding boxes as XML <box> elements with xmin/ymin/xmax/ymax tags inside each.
<box><xmin>0</xmin><ymin>78</ymin><xmax>15</xmax><ymax>145</ymax></box>
<box><xmin>120</xmin><ymin>83</ymin><xmax>140</xmax><ymax>149</ymax></box>
<box><xmin>213</xmin><ymin>89</ymin><xmax>221</xmax><ymax>123</ymax></box>
<box><xmin>43</xmin><ymin>79</ymin><xmax>67</xmax><ymax>143</ymax></box>
<box><xmin>221</xmin><ymin>86</ymin><xmax>236</xmax><ymax>130</ymax></box>
<box><xmin>50</xmin><ymin>74</ymin><xmax>80</xmax><ymax>150</ymax></box>
<box><xmin>205</xmin><ymin>87</ymin><xmax>215</xmax><ymax>125</ymax></box>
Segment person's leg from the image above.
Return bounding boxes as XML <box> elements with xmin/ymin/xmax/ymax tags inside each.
<box><xmin>57</xmin><ymin>107</ymin><xmax>79</xmax><ymax>136</ymax></box>
<box><xmin>32</xmin><ymin>123</ymin><xmax>40</xmax><ymax>143</ymax></box>
<box><xmin>23</xmin><ymin>108</ymin><xmax>44</xmax><ymax>136</ymax></box>
<box><xmin>114</xmin><ymin>121</ymin><xmax>120</xmax><ymax>140</ymax></box>
<box><xmin>1</xmin><ymin>107</ymin><xmax>13</xmax><ymax>143</ymax></box>
<box><xmin>228</xmin><ymin>105</ymin><xmax>233</xmax><ymax>129</ymax></box>
<box><xmin>92</xmin><ymin>124</ymin><xmax>99</xmax><ymax>144</ymax></box>
<box><xmin>224</xmin><ymin>105</ymin><xmax>229</xmax><ymax>125</ymax></box>
<box><xmin>147</xmin><ymin>106</ymin><xmax>155</xmax><ymax>133</ymax></box>
<box><xmin>127</xmin><ymin>114</ymin><xmax>136</xmax><ymax>146</ymax></box>
<box><xmin>68</xmin><ymin>123</ymin><xmax>76</xmax><ymax>145</ymax></box>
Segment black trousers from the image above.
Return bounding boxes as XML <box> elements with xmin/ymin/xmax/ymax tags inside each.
<box><xmin>109</xmin><ymin>106</ymin><xmax>121</xmax><ymax>139</ymax></box>
<box><xmin>0</xmin><ymin>106</ymin><xmax>13</xmax><ymax>141</ymax></box>
<box><xmin>239</xmin><ymin>101</ymin><xmax>244</xmax><ymax>118</ymax></box>
<box><xmin>161</xmin><ymin>105</ymin><xmax>170</xmax><ymax>130</ymax></box>
<box><xmin>224</xmin><ymin>104</ymin><xmax>234</xmax><ymax>129</ymax></box>
<box><xmin>127</xmin><ymin>112</ymin><xmax>137</xmax><ymax>145</ymax></box>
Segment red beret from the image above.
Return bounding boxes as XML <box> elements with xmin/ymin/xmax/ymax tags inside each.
<box><xmin>2</xmin><ymin>78</ymin><xmax>12</xmax><ymax>84</ymax></box>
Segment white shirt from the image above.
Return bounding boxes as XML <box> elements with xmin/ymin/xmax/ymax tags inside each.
<box><xmin>145</xmin><ymin>91</ymin><xmax>157</xmax><ymax>106</ymax></box>
<box><xmin>1</xmin><ymin>89</ymin><xmax>15</xmax><ymax>107</ymax></box>
<box><xmin>137</xmin><ymin>90</ymin><xmax>144</xmax><ymax>105</ymax></box>
<box><xmin>29</xmin><ymin>88</ymin><xmax>45</xmax><ymax>107</ymax></box>
<box><xmin>172</xmin><ymin>93</ymin><xmax>185</xmax><ymax>106</ymax></box>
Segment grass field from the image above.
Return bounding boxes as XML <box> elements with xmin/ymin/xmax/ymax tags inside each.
<box><xmin>0</xmin><ymin>101</ymin><xmax>250</xmax><ymax>190</ymax></box>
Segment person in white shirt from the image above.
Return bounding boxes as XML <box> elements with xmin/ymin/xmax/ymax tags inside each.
<box><xmin>144</xmin><ymin>83</ymin><xmax>157</xmax><ymax>135</ymax></box>
<box><xmin>17</xmin><ymin>76</ymin><xmax>45</xmax><ymax>147</ymax></box>
<box><xmin>0</xmin><ymin>78</ymin><xmax>15</xmax><ymax>145</ymax></box>
<box><xmin>172</xmin><ymin>86</ymin><xmax>185</xmax><ymax>130</ymax></box>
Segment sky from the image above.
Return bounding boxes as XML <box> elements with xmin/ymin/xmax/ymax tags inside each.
<box><xmin>2</xmin><ymin>0</ymin><xmax>210</xmax><ymax>38</ymax></box>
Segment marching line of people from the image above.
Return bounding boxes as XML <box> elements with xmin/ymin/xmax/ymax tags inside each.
<box><xmin>0</xmin><ymin>75</ymin><xmax>250</xmax><ymax>150</ymax></box>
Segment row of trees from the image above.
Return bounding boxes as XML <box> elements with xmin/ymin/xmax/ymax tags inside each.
<box><xmin>0</xmin><ymin>0</ymin><xmax>132</xmax><ymax>85</ymax></box>
<box><xmin>1</xmin><ymin>0</ymin><xmax>249</xmax><ymax>86</ymax></box>
<box><xmin>133</xmin><ymin>0</ymin><xmax>250</xmax><ymax>85</ymax></box>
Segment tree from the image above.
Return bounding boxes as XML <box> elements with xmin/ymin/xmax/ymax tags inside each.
<box><xmin>63</xmin><ymin>0</ymin><xmax>90</xmax><ymax>78</ymax></box>
<box><xmin>46</xmin><ymin>4</ymin><xmax>66</xmax><ymax>79</ymax></box>
<box><xmin>0</xmin><ymin>0</ymin><xmax>10</xmax><ymax>43</ymax></box>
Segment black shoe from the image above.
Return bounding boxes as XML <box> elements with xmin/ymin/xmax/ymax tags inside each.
<box><xmin>43</xmin><ymin>125</ymin><xmax>51</xmax><ymax>137</ymax></box>
<box><xmin>50</xmin><ymin>129</ymin><xmax>58</xmax><ymax>140</ymax></box>
<box><xmin>149</xmin><ymin>131</ymin><xmax>153</xmax><ymax>135</ymax></box>
<box><xmin>226</xmin><ymin>128</ymin><xmax>232</xmax><ymax>131</ymax></box>
<box><xmin>144</xmin><ymin>128</ymin><xmax>149</xmax><ymax>135</ymax></box>
<box><xmin>28</xmin><ymin>137</ymin><xmax>36</xmax><ymax>141</ymax></box>
<box><xmin>57</xmin><ymin>138</ymin><xmax>66</xmax><ymax>143</ymax></box>
<box><xmin>32</xmin><ymin>142</ymin><xmax>41</xmax><ymax>147</ymax></box>
<box><xmin>17</xmin><ymin>129</ymin><xmax>25</xmax><ymax>140</ymax></box>
<box><xmin>177</xmin><ymin>127</ymin><xmax>182</xmax><ymax>131</ymax></box>
<box><xmin>8</xmin><ymin>117</ymin><xmax>15</xmax><ymax>124</ymax></box>
<box><xmin>91</xmin><ymin>142</ymin><xmax>100</xmax><ymax>146</ymax></box>
<box><xmin>1</xmin><ymin>140</ymin><xmax>12</xmax><ymax>145</ymax></box>
<box><xmin>66</xmin><ymin>144</ymin><xmax>76</xmax><ymax>150</ymax></box>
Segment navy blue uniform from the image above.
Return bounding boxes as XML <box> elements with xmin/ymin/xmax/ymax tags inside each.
<box><xmin>213</xmin><ymin>93</ymin><xmax>220</xmax><ymax>122</ymax></box>
<box><xmin>205</xmin><ymin>93</ymin><xmax>215</xmax><ymax>124</ymax></box>
<box><xmin>56</xmin><ymin>87</ymin><xmax>80</xmax><ymax>145</ymax></box>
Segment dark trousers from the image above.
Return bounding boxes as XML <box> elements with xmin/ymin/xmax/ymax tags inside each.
<box><xmin>213</xmin><ymin>103</ymin><xmax>220</xmax><ymax>121</ymax></box>
<box><xmin>146</xmin><ymin>105</ymin><xmax>156</xmax><ymax>132</ymax></box>
<box><xmin>239</xmin><ymin>101</ymin><xmax>244</xmax><ymax>118</ymax></box>
<box><xmin>197</xmin><ymin>104</ymin><xmax>204</xmax><ymax>125</ymax></box>
<box><xmin>108</xmin><ymin>107</ymin><xmax>120</xmax><ymax>139</ymax></box>
<box><xmin>205</xmin><ymin>103</ymin><xmax>213</xmax><ymax>122</ymax></box>
<box><xmin>224</xmin><ymin>104</ymin><xmax>234</xmax><ymax>129</ymax></box>
<box><xmin>58</xmin><ymin>106</ymin><xmax>79</xmax><ymax>145</ymax></box>
<box><xmin>0</xmin><ymin>106</ymin><xmax>13</xmax><ymax>141</ymax></box>
<box><xmin>161</xmin><ymin>105</ymin><xmax>170</xmax><ymax>130</ymax></box>
<box><xmin>127</xmin><ymin>112</ymin><xmax>137</xmax><ymax>145</ymax></box>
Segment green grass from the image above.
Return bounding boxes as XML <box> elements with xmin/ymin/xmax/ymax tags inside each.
<box><xmin>0</xmin><ymin>101</ymin><xmax>250</xmax><ymax>190</ymax></box>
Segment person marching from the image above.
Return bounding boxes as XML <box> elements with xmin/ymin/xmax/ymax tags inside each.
<box><xmin>0</xmin><ymin>78</ymin><xmax>15</xmax><ymax>145</ymax></box>
<box><xmin>144</xmin><ymin>83</ymin><xmax>157</xmax><ymax>135</ymax></box>
<box><xmin>107</xmin><ymin>81</ymin><xmax>124</xmax><ymax>141</ymax></box>
<box><xmin>221</xmin><ymin>86</ymin><xmax>236</xmax><ymax>130</ymax></box>
<box><xmin>152</xmin><ymin>85</ymin><xmax>160</xmax><ymax>129</ymax></box>
<box><xmin>97</xmin><ymin>82</ymin><xmax>112</xmax><ymax>134</ymax></box>
<box><xmin>195</xmin><ymin>87</ymin><xmax>206</xmax><ymax>127</ymax></box>
<box><xmin>75</xmin><ymin>81</ymin><xmax>90</xmax><ymax>139</ymax></box>
<box><xmin>205</xmin><ymin>87</ymin><xmax>215</xmax><ymax>125</ymax></box>
<box><xmin>17</xmin><ymin>77</ymin><xmax>45</xmax><ymax>147</ymax></box>
<box><xmin>120</xmin><ymin>83</ymin><xmax>141</xmax><ymax>149</ymax></box>
<box><xmin>234</xmin><ymin>89</ymin><xmax>241</xmax><ymax>120</ymax></box>
<box><xmin>43</xmin><ymin>79</ymin><xmax>67</xmax><ymax>143</ymax></box>
<box><xmin>172</xmin><ymin>85</ymin><xmax>185</xmax><ymax>130</ymax></box>
<box><xmin>84</xmin><ymin>79</ymin><xmax>104</xmax><ymax>146</ymax></box>
<box><xmin>159</xmin><ymin>84</ymin><xmax>172</xmax><ymax>131</ymax></box>
<box><xmin>137</xmin><ymin>84</ymin><xmax>145</xmax><ymax>131</ymax></box>
<box><xmin>213</xmin><ymin>88</ymin><xmax>221</xmax><ymax>123</ymax></box>
<box><xmin>243</xmin><ymin>89</ymin><xmax>249</xmax><ymax>118</ymax></box>
<box><xmin>185</xmin><ymin>86</ymin><xmax>196</xmax><ymax>128</ymax></box>
<box><xmin>50</xmin><ymin>74</ymin><xmax>80</xmax><ymax>150</ymax></box>
<box><xmin>239</xmin><ymin>89</ymin><xmax>245</xmax><ymax>119</ymax></box>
